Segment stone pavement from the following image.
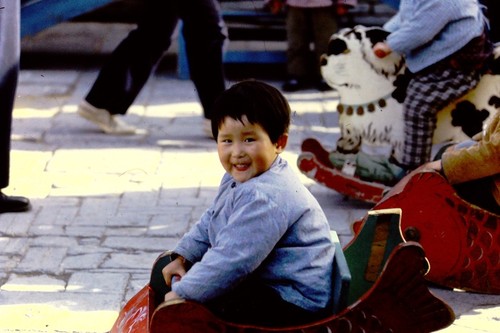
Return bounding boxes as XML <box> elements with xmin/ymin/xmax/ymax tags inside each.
<box><xmin>1</xmin><ymin>22</ymin><xmax>499</xmax><ymax>333</ymax></box>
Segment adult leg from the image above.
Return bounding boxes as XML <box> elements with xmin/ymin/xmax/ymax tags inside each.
<box><xmin>310</xmin><ymin>7</ymin><xmax>337</xmax><ymax>89</ymax></box>
<box><xmin>0</xmin><ymin>0</ymin><xmax>30</xmax><ymax>213</ymax></box>
<box><xmin>179</xmin><ymin>0</ymin><xmax>226</xmax><ymax>120</ymax></box>
<box><xmin>283</xmin><ymin>7</ymin><xmax>313</xmax><ymax>91</ymax></box>
<box><xmin>85</xmin><ymin>0</ymin><xmax>180</xmax><ymax>115</ymax></box>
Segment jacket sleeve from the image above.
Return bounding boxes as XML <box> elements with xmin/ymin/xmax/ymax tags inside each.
<box><xmin>383</xmin><ymin>12</ymin><xmax>401</xmax><ymax>32</ymax></box>
<box><xmin>385</xmin><ymin>1</ymin><xmax>458</xmax><ymax>54</ymax></box>
<box><xmin>442</xmin><ymin>113</ymin><xmax>500</xmax><ymax>184</ymax></box>
<box><xmin>172</xmin><ymin>190</ymin><xmax>288</xmax><ymax>302</ymax></box>
<box><xmin>173</xmin><ymin>209</ymin><xmax>212</xmax><ymax>263</ymax></box>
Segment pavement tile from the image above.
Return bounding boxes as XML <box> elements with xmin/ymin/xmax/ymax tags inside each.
<box><xmin>1</xmin><ymin>274</ymin><xmax>66</xmax><ymax>293</ymax></box>
<box><xmin>34</xmin><ymin>206</ymin><xmax>80</xmax><ymax>227</ymax></box>
<box><xmin>65</xmin><ymin>244</ymin><xmax>113</xmax><ymax>256</ymax></box>
<box><xmin>0</xmin><ymin>237</ymin><xmax>30</xmax><ymax>255</ymax></box>
<box><xmin>65</xmin><ymin>225</ymin><xmax>106</xmax><ymax>238</ymax></box>
<box><xmin>62</xmin><ymin>253</ymin><xmax>107</xmax><ymax>271</ymax></box>
<box><xmin>102</xmin><ymin>236</ymin><xmax>175</xmax><ymax>253</ymax></box>
<box><xmin>66</xmin><ymin>272</ymin><xmax>129</xmax><ymax>294</ymax></box>
<box><xmin>0</xmin><ymin>256</ymin><xmax>19</xmax><ymax>276</ymax></box>
<box><xmin>30</xmin><ymin>236</ymin><xmax>78</xmax><ymax>248</ymax></box>
<box><xmin>16</xmin><ymin>247</ymin><xmax>68</xmax><ymax>274</ymax></box>
<box><xmin>149</xmin><ymin>213</ymin><xmax>191</xmax><ymax>238</ymax></box>
<box><xmin>0</xmin><ymin>213</ymin><xmax>34</xmax><ymax>236</ymax></box>
<box><xmin>102</xmin><ymin>253</ymin><xmax>166</xmax><ymax>272</ymax></box>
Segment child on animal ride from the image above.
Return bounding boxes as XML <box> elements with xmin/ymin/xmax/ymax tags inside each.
<box><xmin>373</xmin><ymin>0</ymin><xmax>493</xmax><ymax>173</ymax></box>
<box><xmin>424</xmin><ymin>110</ymin><xmax>500</xmax><ymax>215</ymax></box>
<box><xmin>150</xmin><ymin>80</ymin><xmax>335</xmax><ymax>326</ymax></box>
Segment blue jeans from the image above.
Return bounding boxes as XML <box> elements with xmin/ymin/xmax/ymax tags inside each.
<box><xmin>85</xmin><ymin>0</ymin><xmax>226</xmax><ymax>119</ymax></box>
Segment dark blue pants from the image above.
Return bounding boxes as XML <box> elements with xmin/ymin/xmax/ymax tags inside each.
<box><xmin>85</xmin><ymin>0</ymin><xmax>226</xmax><ymax>119</ymax></box>
<box><xmin>0</xmin><ymin>0</ymin><xmax>20</xmax><ymax>189</ymax></box>
<box><xmin>149</xmin><ymin>252</ymin><xmax>325</xmax><ymax>327</ymax></box>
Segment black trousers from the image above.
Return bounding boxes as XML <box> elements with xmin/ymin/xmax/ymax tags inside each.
<box><xmin>0</xmin><ymin>0</ymin><xmax>20</xmax><ymax>189</ymax></box>
<box><xmin>480</xmin><ymin>0</ymin><xmax>500</xmax><ymax>42</ymax></box>
<box><xmin>85</xmin><ymin>0</ymin><xmax>226</xmax><ymax>119</ymax></box>
<box><xmin>149</xmin><ymin>253</ymin><xmax>327</xmax><ymax>327</ymax></box>
<box><xmin>455</xmin><ymin>179</ymin><xmax>500</xmax><ymax>215</ymax></box>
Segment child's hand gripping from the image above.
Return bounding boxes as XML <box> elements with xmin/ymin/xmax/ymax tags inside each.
<box><xmin>373</xmin><ymin>42</ymin><xmax>392</xmax><ymax>58</ymax></box>
<box><xmin>162</xmin><ymin>256</ymin><xmax>187</xmax><ymax>302</ymax></box>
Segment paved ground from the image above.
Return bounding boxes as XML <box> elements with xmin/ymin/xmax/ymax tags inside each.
<box><xmin>0</xmin><ymin>22</ymin><xmax>499</xmax><ymax>333</ymax></box>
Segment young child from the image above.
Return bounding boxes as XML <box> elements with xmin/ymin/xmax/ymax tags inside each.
<box><xmin>150</xmin><ymin>80</ymin><xmax>335</xmax><ymax>326</ymax></box>
<box><xmin>373</xmin><ymin>0</ymin><xmax>493</xmax><ymax>172</ymax></box>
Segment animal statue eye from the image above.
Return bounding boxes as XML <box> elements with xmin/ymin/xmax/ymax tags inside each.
<box><xmin>328</xmin><ymin>39</ymin><xmax>349</xmax><ymax>56</ymax></box>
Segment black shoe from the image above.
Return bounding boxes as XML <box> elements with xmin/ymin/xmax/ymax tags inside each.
<box><xmin>282</xmin><ymin>78</ymin><xmax>308</xmax><ymax>92</ymax></box>
<box><xmin>0</xmin><ymin>192</ymin><xmax>31</xmax><ymax>213</ymax></box>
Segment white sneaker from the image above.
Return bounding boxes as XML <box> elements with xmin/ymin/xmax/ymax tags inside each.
<box><xmin>77</xmin><ymin>101</ymin><xmax>138</xmax><ymax>135</ymax></box>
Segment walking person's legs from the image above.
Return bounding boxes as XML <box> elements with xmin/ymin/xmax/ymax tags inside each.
<box><xmin>179</xmin><ymin>0</ymin><xmax>226</xmax><ymax>123</ymax></box>
<box><xmin>81</xmin><ymin>0</ymin><xmax>180</xmax><ymax>134</ymax></box>
<box><xmin>0</xmin><ymin>0</ymin><xmax>31</xmax><ymax>213</ymax></box>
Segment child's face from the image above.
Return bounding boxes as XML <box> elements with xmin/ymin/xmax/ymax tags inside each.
<box><xmin>217</xmin><ymin>115</ymin><xmax>287</xmax><ymax>183</ymax></box>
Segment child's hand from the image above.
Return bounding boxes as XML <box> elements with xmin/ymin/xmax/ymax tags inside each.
<box><xmin>373</xmin><ymin>42</ymin><xmax>392</xmax><ymax>58</ymax></box>
<box><xmin>164</xmin><ymin>291</ymin><xmax>181</xmax><ymax>302</ymax></box>
<box><xmin>162</xmin><ymin>256</ymin><xmax>187</xmax><ymax>286</ymax></box>
<box><xmin>423</xmin><ymin>160</ymin><xmax>442</xmax><ymax>172</ymax></box>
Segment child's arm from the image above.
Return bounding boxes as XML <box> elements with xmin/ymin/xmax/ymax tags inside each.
<box><xmin>171</xmin><ymin>192</ymin><xmax>288</xmax><ymax>302</ymax></box>
<box><xmin>383</xmin><ymin>11</ymin><xmax>401</xmax><ymax>33</ymax></box>
<box><xmin>173</xmin><ymin>208</ymin><xmax>213</xmax><ymax>263</ymax></box>
<box><xmin>383</xmin><ymin>1</ymin><xmax>454</xmax><ymax>55</ymax></box>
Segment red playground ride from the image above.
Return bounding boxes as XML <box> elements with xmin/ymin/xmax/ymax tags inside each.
<box><xmin>353</xmin><ymin>169</ymin><xmax>500</xmax><ymax>295</ymax></box>
<box><xmin>110</xmin><ymin>210</ymin><xmax>454</xmax><ymax>333</ymax></box>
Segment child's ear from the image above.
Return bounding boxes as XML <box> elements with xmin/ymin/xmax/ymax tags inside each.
<box><xmin>275</xmin><ymin>133</ymin><xmax>288</xmax><ymax>153</ymax></box>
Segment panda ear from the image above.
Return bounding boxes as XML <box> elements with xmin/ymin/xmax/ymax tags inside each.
<box><xmin>479</xmin><ymin>109</ymin><xmax>490</xmax><ymax>122</ymax></box>
<box><xmin>365</xmin><ymin>28</ymin><xmax>390</xmax><ymax>45</ymax></box>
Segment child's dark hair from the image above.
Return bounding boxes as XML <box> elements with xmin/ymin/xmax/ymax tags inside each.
<box><xmin>211</xmin><ymin>80</ymin><xmax>291</xmax><ymax>143</ymax></box>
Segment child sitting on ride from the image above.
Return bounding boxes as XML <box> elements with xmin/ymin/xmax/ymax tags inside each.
<box><xmin>424</xmin><ymin>110</ymin><xmax>500</xmax><ymax>215</ymax></box>
<box><xmin>372</xmin><ymin>0</ymin><xmax>493</xmax><ymax>174</ymax></box>
<box><xmin>150</xmin><ymin>80</ymin><xmax>335</xmax><ymax>327</ymax></box>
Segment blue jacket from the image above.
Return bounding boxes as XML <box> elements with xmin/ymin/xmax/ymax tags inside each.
<box><xmin>172</xmin><ymin>156</ymin><xmax>334</xmax><ymax>312</ymax></box>
<box><xmin>384</xmin><ymin>0</ymin><xmax>486</xmax><ymax>72</ymax></box>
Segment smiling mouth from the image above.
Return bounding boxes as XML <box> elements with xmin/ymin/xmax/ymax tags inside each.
<box><xmin>234</xmin><ymin>164</ymin><xmax>249</xmax><ymax>171</ymax></box>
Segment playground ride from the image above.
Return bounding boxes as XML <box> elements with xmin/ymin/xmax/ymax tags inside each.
<box><xmin>352</xmin><ymin>168</ymin><xmax>500</xmax><ymax>294</ymax></box>
<box><xmin>110</xmin><ymin>210</ymin><xmax>454</xmax><ymax>333</ymax></box>
<box><xmin>298</xmin><ymin>25</ymin><xmax>500</xmax><ymax>203</ymax></box>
